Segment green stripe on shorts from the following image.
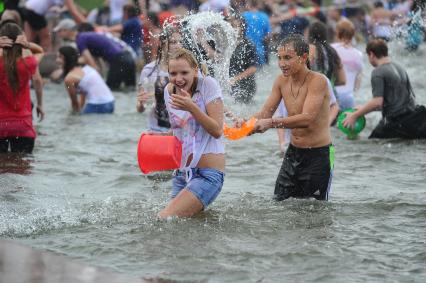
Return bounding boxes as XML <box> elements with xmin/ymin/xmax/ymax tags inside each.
<box><xmin>329</xmin><ymin>145</ymin><xmax>335</xmax><ymax>170</ymax></box>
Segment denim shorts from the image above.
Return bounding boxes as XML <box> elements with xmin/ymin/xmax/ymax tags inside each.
<box><xmin>171</xmin><ymin>168</ymin><xmax>224</xmax><ymax>208</ymax></box>
<box><xmin>82</xmin><ymin>101</ymin><xmax>115</xmax><ymax>114</ymax></box>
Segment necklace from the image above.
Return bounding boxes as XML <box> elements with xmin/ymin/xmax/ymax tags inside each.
<box><xmin>290</xmin><ymin>71</ymin><xmax>310</xmax><ymax>101</ymax></box>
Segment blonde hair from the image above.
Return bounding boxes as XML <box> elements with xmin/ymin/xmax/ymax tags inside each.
<box><xmin>336</xmin><ymin>19</ymin><xmax>355</xmax><ymax>41</ymax></box>
<box><xmin>169</xmin><ymin>48</ymin><xmax>208</xmax><ymax>76</ymax></box>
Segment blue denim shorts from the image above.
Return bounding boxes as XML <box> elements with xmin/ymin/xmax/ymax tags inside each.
<box><xmin>171</xmin><ymin>168</ymin><xmax>224</xmax><ymax>208</ymax></box>
<box><xmin>82</xmin><ymin>101</ymin><xmax>115</xmax><ymax>114</ymax></box>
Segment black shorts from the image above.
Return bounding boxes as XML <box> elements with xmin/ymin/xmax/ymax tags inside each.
<box><xmin>23</xmin><ymin>8</ymin><xmax>47</xmax><ymax>31</ymax></box>
<box><xmin>0</xmin><ymin>137</ymin><xmax>35</xmax><ymax>154</ymax></box>
<box><xmin>369</xmin><ymin>105</ymin><xmax>426</xmax><ymax>139</ymax></box>
<box><xmin>274</xmin><ymin>144</ymin><xmax>334</xmax><ymax>201</ymax></box>
<box><xmin>106</xmin><ymin>51</ymin><xmax>136</xmax><ymax>90</ymax></box>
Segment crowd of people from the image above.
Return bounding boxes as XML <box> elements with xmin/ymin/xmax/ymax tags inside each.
<box><xmin>1</xmin><ymin>0</ymin><xmax>426</xmax><ymax>218</ymax></box>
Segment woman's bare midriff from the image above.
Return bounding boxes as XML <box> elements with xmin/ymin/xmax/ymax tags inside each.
<box><xmin>185</xmin><ymin>153</ymin><xmax>225</xmax><ymax>172</ymax></box>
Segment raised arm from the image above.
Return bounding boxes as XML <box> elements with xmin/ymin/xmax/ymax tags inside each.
<box><xmin>64</xmin><ymin>0</ymin><xmax>86</xmax><ymax>24</ymax></box>
<box><xmin>15</xmin><ymin>35</ymin><xmax>44</xmax><ymax>62</ymax></box>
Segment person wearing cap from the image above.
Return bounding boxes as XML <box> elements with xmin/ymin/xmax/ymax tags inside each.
<box><xmin>53</xmin><ymin>18</ymin><xmax>78</xmax><ymax>48</ymax></box>
<box><xmin>23</xmin><ymin>0</ymin><xmax>86</xmax><ymax>52</ymax></box>
<box><xmin>56</xmin><ymin>22</ymin><xmax>136</xmax><ymax>90</ymax></box>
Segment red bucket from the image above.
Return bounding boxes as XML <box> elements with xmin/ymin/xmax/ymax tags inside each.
<box><xmin>137</xmin><ymin>134</ymin><xmax>182</xmax><ymax>174</ymax></box>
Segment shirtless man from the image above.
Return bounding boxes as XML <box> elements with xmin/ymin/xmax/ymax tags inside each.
<box><xmin>248</xmin><ymin>34</ymin><xmax>334</xmax><ymax>201</ymax></box>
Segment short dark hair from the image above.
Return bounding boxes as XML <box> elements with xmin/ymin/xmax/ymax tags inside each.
<box><xmin>374</xmin><ymin>1</ymin><xmax>384</xmax><ymax>8</ymax></box>
<box><xmin>366</xmin><ymin>38</ymin><xmax>388</xmax><ymax>58</ymax></box>
<box><xmin>77</xmin><ymin>22</ymin><xmax>95</xmax><ymax>32</ymax></box>
<box><xmin>123</xmin><ymin>4</ymin><xmax>138</xmax><ymax>18</ymax></box>
<box><xmin>279</xmin><ymin>34</ymin><xmax>309</xmax><ymax>57</ymax></box>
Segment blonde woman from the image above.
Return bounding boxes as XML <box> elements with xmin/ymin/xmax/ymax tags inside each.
<box><xmin>157</xmin><ymin>49</ymin><xmax>225</xmax><ymax>218</ymax></box>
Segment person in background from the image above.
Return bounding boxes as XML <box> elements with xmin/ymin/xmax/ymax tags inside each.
<box><xmin>1</xmin><ymin>14</ymin><xmax>45</xmax><ymax>122</ymax></box>
<box><xmin>369</xmin><ymin>1</ymin><xmax>397</xmax><ymax>41</ymax></box>
<box><xmin>55</xmin><ymin>21</ymin><xmax>136</xmax><ymax>90</ymax></box>
<box><xmin>331</xmin><ymin>19</ymin><xmax>363</xmax><ymax>111</ymax></box>
<box><xmin>109</xmin><ymin>0</ymin><xmax>129</xmax><ymax>25</ymax></box>
<box><xmin>86</xmin><ymin>0</ymin><xmax>111</xmax><ymax>27</ymax></box>
<box><xmin>23</xmin><ymin>0</ymin><xmax>86</xmax><ymax>52</ymax></box>
<box><xmin>140</xmin><ymin>12</ymin><xmax>161</xmax><ymax>64</ymax></box>
<box><xmin>157</xmin><ymin>48</ymin><xmax>225</xmax><ymax>218</ymax></box>
<box><xmin>308</xmin><ymin>21</ymin><xmax>346</xmax><ymax>88</ymax></box>
<box><xmin>343</xmin><ymin>39</ymin><xmax>426</xmax><ymax>139</ymax></box>
<box><xmin>228</xmin><ymin>15</ymin><xmax>258</xmax><ymax>103</ymax></box>
<box><xmin>199</xmin><ymin>0</ymin><xmax>230</xmax><ymax>13</ymax></box>
<box><xmin>98</xmin><ymin>4</ymin><xmax>143</xmax><ymax>57</ymax></box>
<box><xmin>57</xmin><ymin>46</ymin><xmax>115</xmax><ymax>114</ymax></box>
<box><xmin>53</xmin><ymin>18</ymin><xmax>78</xmax><ymax>48</ymax></box>
<box><xmin>0</xmin><ymin>22</ymin><xmax>44</xmax><ymax>153</ymax></box>
<box><xmin>137</xmin><ymin>27</ymin><xmax>182</xmax><ymax>132</ymax></box>
<box><xmin>242</xmin><ymin>0</ymin><xmax>272</xmax><ymax>66</ymax></box>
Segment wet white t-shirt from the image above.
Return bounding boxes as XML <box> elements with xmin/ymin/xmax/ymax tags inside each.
<box><xmin>331</xmin><ymin>42</ymin><xmax>363</xmax><ymax>95</ymax></box>
<box><xmin>78</xmin><ymin>65</ymin><xmax>114</xmax><ymax>104</ymax></box>
<box><xmin>164</xmin><ymin>76</ymin><xmax>225</xmax><ymax>169</ymax></box>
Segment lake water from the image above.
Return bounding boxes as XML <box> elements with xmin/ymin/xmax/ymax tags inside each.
<box><xmin>1</xmin><ymin>41</ymin><xmax>425</xmax><ymax>282</ymax></box>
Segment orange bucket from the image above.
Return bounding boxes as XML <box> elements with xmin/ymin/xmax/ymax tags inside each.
<box><xmin>223</xmin><ymin>117</ymin><xmax>257</xmax><ymax>140</ymax></box>
<box><xmin>137</xmin><ymin>134</ymin><xmax>182</xmax><ymax>174</ymax></box>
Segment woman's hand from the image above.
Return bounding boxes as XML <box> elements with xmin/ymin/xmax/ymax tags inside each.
<box><xmin>14</xmin><ymin>35</ymin><xmax>29</xmax><ymax>48</ymax></box>
<box><xmin>0</xmin><ymin>36</ymin><xmax>13</xmax><ymax>48</ymax></box>
<box><xmin>36</xmin><ymin>105</ymin><xmax>45</xmax><ymax>122</ymax></box>
<box><xmin>170</xmin><ymin>87</ymin><xmax>195</xmax><ymax>112</ymax></box>
<box><xmin>136</xmin><ymin>89</ymin><xmax>151</xmax><ymax>112</ymax></box>
<box><xmin>137</xmin><ymin>89</ymin><xmax>150</xmax><ymax>104</ymax></box>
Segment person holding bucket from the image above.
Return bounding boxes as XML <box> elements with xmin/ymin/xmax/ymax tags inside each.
<box><xmin>157</xmin><ymin>48</ymin><xmax>225</xmax><ymax>219</ymax></box>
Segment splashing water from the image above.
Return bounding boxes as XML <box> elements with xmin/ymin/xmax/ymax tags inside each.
<box><xmin>393</xmin><ymin>9</ymin><xmax>425</xmax><ymax>51</ymax></box>
<box><xmin>167</xmin><ymin>12</ymin><xmax>237</xmax><ymax>95</ymax></box>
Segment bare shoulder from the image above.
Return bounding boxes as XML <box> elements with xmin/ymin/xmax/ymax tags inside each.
<box><xmin>309</xmin><ymin>71</ymin><xmax>327</xmax><ymax>84</ymax></box>
<box><xmin>308</xmin><ymin>72</ymin><xmax>328</xmax><ymax>93</ymax></box>
<box><xmin>64</xmin><ymin>68</ymin><xmax>82</xmax><ymax>85</ymax></box>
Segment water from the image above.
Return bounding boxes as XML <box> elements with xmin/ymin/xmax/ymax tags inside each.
<box><xmin>1</xmin><ymin>41</ymin><xmax>426</xmax><ymax>282</ymax></box>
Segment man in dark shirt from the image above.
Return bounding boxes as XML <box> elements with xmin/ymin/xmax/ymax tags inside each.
<box><xmin>343</xmin><ymin>39</ymin><xmax>426</xmax><ymax>139</ymax></box>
